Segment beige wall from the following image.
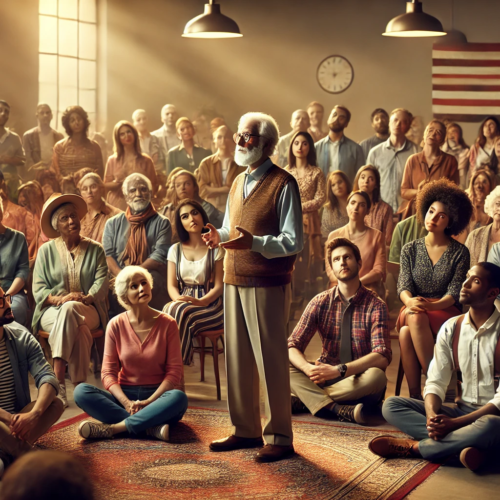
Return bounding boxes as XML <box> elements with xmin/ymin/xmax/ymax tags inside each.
<box><xmin>1</xmin><ymin>0</ymin><xmax>500</xmax><ymax>146</ymax></box>
<box><xmin>106</xmin><ymin>0</ymin><xmax>500</xmax><ymax>146</ymax></box>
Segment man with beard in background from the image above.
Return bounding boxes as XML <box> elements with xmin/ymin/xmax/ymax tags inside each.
<box><xmin>0</xmin><ymin>287</ymin><xmax>63</xmax><ymax>476</ymax></box>
<box><xmin>202</xmin><ymin>112</ymin><xmax>303</xmax><ymax>462</ymax></box>
<box><xmin>103</xmin><ymin>173</ymin><xmax>172</xmax><ymax>311</ymax></box>
<box><xmin>315</xmin><ymin>105</ymin><xmax>364</xmax><ymax>184</ymax></box>
<box><xmin>359</xmin><ymin>108</ymin><xmax>390</xmax><ymax>161</ymax></box>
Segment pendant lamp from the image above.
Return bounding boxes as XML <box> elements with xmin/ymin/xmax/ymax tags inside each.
<box><xmin>183</xmin><ymin>0</ymin><xmax>242</xmax><ymax>39</ymax></box>
<box><xmin>383</xmin><ymin>0</ymin><xmax>447</xmax><ymax>37</ymax></box>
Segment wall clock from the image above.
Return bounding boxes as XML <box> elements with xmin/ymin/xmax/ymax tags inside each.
<box><xmin>316</xmin><ymin>55</ymin><xmax>354</xmax><ymax>94</ymax></box>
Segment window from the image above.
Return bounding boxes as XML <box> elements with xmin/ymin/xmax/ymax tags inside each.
<box><xmin>39</xmin><ymin>0</ymin><xmax>97</xmax><ymax>132</ymax></box>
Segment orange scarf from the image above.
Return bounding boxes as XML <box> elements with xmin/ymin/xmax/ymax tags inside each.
<box><xmin>121</xmin><ymin>203</ymin><xmax>158</xmax><ymax>266</ymax></box>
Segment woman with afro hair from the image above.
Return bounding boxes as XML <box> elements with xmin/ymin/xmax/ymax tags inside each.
<box><xmin>397</xmin><ymin>178</ymin><xmax>473</xmax><ymax>400</ymax></box>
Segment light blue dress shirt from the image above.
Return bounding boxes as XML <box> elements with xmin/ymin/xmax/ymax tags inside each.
<box><xmin>367</xmin><ymin>138</ymin><xmax>419</xmax><ymax>212</ymax></box>
<box><xmin>218</xmin><ymin>158</ymin><xmax>304</xmax><ymax>259</ymax></box>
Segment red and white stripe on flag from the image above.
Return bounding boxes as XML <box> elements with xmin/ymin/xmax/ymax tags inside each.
<box><xmin>432</xmin><ymin>43</ymin><xmax>500</xmax><ymax>122</ymax></box>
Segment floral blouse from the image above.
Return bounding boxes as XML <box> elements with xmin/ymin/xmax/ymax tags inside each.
<box><xmin>397</xmin><ymin>237</ymin><xmax>470</xmax><ymax>308</ymax></box>
<box><xmin>321</xmin><ymin>205</ymin><xmax>349</xmax><ymax>239</ymax></box>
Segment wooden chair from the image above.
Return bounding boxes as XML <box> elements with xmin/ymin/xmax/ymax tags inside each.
<box><xmin>38</xmin><ymin>328</ymin><xmax>105</xmax><ymax>375</ymax></box>
<box><xmin>192</xmin><ymin>329</ymin><xmax>225</xmax><ymax>400</ymax></box>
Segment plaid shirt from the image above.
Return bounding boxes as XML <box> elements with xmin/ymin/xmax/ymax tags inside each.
<box><xmin>288</xmin><ymin>285</ymin><xmax>392</xmax><ymax>365</ymax></box>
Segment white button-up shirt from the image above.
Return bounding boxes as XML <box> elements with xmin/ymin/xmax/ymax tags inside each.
<box><xmin>424</xmin><ymin>308</ymin><xmax>500</xmax><ymax>410</ymax></box>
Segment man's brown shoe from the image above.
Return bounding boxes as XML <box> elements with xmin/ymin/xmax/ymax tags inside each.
<box><xmin>209</xmin><ymin>435</ymin><xmax>263</xmax><ymax>452</ymax></box>
<box><xmin>255</xmin><ymin>444</ymin><xmax>295</xmax><ymax>463</ymax></box>
<box><xmin>369</xmin><ymin>435</ymin><xmax>418</xmax><ymax>459</ymax></box>
<box><xmin>460</xmin><ymin>447</ymin><xmax>485</xmax><ymax>472</ymax></box>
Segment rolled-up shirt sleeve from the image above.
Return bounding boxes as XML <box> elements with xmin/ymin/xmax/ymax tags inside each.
<box><xmin>288</xmin><ymin>295</ymin><xmax>320</xmax><ymax>353</ymax></box>
<box><xmin>251</xmin><ymin>180</ymin><xmax>304</xmax><ymax>259</ymax></box>
<box><xmin>370</xmin><ymin>301</ymin><xmax>392</xmax><ymax>363</ymax></box>
<box><xmin>423</xmin><ymin>318</ymin><xmax>455</xmax><ymax>403</ymax></box>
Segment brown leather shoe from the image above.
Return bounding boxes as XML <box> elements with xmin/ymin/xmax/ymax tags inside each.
<box><xmin>460</xmin><ymin>447</ymin><xmax>485</xmax><ymax>472</ymax></box>
<box><xmin>255</xmin><ymin>444</ymin><xmax>295</xmax><ymax>463</ymax></box>
<box><xmin>369</xmin><ymin>435</ymin><xmax>418</xmax><ymax>459</ymax></box>
<box><xmin>209</xmin><ymin>435</ymin><xmax>263</xmax><ymax>452</ymax></box>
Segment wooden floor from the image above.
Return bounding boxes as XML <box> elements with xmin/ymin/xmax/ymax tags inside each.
<box><xmin>31</xmin><ymin>320</ymin><xmax>499</xmax><ymax>499</ymax></box>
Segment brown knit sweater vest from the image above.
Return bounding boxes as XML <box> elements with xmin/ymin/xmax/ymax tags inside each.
<box><xmin>224</xmin><ymin>164</ymin><xmax>296</xmax><ymax>287</ymax></box>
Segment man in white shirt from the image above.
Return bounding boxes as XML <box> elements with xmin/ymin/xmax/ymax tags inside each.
<box><xmin>152</xmin><ymin>104</ymin><xmax>180</xmax><ymax>174</ymax></box>
<box><xmin>369</xmin><ymin>263</ymin><xmax>500</xmax><ymax>472</ymax></box>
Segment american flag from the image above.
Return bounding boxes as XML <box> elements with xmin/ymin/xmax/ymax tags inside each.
<box><xmin>432</xmin><ymin>43</ymin><xmax>500</xmax><ymax>122</ymax></box>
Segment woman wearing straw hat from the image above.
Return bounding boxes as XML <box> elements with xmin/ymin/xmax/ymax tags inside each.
<box><xmin>32</xmin><ymin>193</ymin><xmax>109</xmax><ymax>407</ymax></box>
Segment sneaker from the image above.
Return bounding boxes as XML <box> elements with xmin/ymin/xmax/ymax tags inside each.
<box><xmin>291</xmin><ymin>395</ymin><xmax>308</xmax><ymax>414</ymax></box>
<box><xmin>460</xmin><ymin>447</ymin><xmax>485</xmax><ymax>472</ymax></box>
<box><xmin>146</xmin><ymin>425</ymin><xmax>169</xmax><ymax>442</ymax></box>
<box><xmin>78</xmin><ymin>420</ymin><xmax>113</xmax><ymax>440</ymax></box>
<box><xmin>335</xmin><ymin>403</ymin><xmax>365</xmax><ymax>424</ymax></box>
<box><xmin>369</xmin><ymin>435</ymin><xmax>417</xmax><ymax>459</ymax></box>
<box><xmin>58</xmin><ymin>384</ymin><xmax>68</xmax><ymax>409</ymax></box>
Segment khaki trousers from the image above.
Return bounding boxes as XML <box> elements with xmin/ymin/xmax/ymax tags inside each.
<box><xmin>290</xmin><ymin>365</ymin><xmax>387</xmax><ymax>415</ymax></box>
<box><xmin>0</xmin><ymin>398</ymin><xmax>64</xmax><ymax>459</ymax></box>
<box><xmin>40</xmin><ymin>301</ymin><xmax>100</xmax><ymax>384</ymax></box>
<box><xmin>224</xmin><ymin>284</ymin><xmax>292</xmax><ymax>446</ymax></box>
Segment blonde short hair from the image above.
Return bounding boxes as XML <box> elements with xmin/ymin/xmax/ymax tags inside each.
<box><xmin>114</xmin><ymin>266</ymin><xmax>154</xmax><ymax>310</ymax></box>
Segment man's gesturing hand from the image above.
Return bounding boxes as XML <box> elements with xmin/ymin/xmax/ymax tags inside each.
<box><xmin>202</xmin><ymin>223</ymin><xmax>221</xmax><ymax>249</ymax></box>
<box><xmin>219</xmin><ymin>226</ymin><xmax>253</xmax><ymax>251</ymax></box>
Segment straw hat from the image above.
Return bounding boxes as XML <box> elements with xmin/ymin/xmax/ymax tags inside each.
<box><xmin>40</xmin><ymin>193</ymin><xmax>87</xmax><ymax>239</ymax></box>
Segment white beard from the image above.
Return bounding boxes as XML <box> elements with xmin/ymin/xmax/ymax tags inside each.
<box><xmin>129</xmin><ymin>200</ymin><xmax>150</xmax><ymax>213</ymax></box>
<box><xmin>234</xmin><ymin>143</ymin><xmax>265</xmax><ymax>167</ymax></box>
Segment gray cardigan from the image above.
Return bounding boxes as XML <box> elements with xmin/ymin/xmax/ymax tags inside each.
<box><xmin>4</xmin><ymin>322</ymin><xmax>59</xmax><ymax>411</ymax></box>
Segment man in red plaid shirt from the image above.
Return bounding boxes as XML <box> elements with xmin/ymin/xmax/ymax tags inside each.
<box><xmin>288</xmin><ymin>237</ymin><xmax>392</xmax><ymax>424</ymax></box>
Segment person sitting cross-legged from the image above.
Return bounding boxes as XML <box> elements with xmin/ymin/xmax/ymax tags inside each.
<box><xmin>0</xmin><ymin>288</ymin><xmax>63</xmax><ymax>475</ymax></box>
<box><xmin>74</xmin><ymin>266</ymin><xmax>188</xmax><ymax>442</ymax></box>
<box><xmin>288</xmin><ymin>237</ymin><xmax>391</xmax><ymax>424</ymax></box>
<box><xmin>370</xmin><ymin>262</ymin><xmax>500</xmax><ymax>472</ymax></box>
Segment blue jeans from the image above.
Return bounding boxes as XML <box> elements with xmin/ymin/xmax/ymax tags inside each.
<box><xmin>74</xmin><ymin>384</ymin><xmax>188</xmax><ymax>435</ymax></box>
<box><xmin>383</xmin><ymin>396</ymin><xmax>500</xmax><ymax>461</ymax></box>
<box><xmin>12</xmin><ymin>293</ymin><xmax>29</xmax><ymax>329</ymax></box>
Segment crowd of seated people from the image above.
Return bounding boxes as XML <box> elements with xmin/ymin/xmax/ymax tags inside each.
<box><xmin>0</xmin><ymin>96</ymin><xmax>499</xmax><ymax>475</ymax></box>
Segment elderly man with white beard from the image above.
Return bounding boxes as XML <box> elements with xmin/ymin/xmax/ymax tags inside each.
<box><xmin>103</xmin><ymin>173</ymin><xmax>172</xmax><ymax>311</ymax></box>
<box><xmin>202</xmin><ymin>112</ymin><xmax>304</xmax><ymax>463</ymax></box>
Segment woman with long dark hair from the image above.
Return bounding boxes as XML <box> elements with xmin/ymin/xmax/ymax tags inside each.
<box><xmin>320</xmin><ymin>170</ymin><xmax>351</xmax><ymax>239</ymax></box>
<box><xmin>441</xmin><ymin>122</ymin><xmax>470</xmax><ymax>189</ymax></box>
<box><xmin>285</xmin><ymin>131</ymin><xmax>325</xmax><ymax>295</ymax></box>
<box><xmin>469</xmin><ymin>116</ymin><xmax>500</xmax><ymax>175</ymax></box>
<box><xmin>163</xmin><ymin>199</ymin><xmax>224</xmax><ymax>365</ymax></box>
<box><xmin>353</xmin><ymin>165</ymin><xmax>394</xmax><ymax>246</ymax></box>
<box><xmin>103</xmin><ymin>120</ymin><xmax>158</xmax><ymax>211</ymax></box>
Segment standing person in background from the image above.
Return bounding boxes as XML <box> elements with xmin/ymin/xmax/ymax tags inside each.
<box><xmin>397</xmin><ymin>179</ymin><xmax>472</xmax><ymax>400</ymax></box>
<box><xmin>307</xmin><ymin>101</ymin><xmax>327</xmax><ymax>143</ymax></box>
<box><xmin>320</xmin><ymin>170</ymin><xmax>351</xmax><ymax>239</ymax></box>
<box><xmin>353</xmin><ymin>165</ymin><xmax>394</xmax><ymax>247</ymax></box>
<box><xmin>441</xmin><ymin>123</ymin><xmax>470</xmax><ymax>190</ymax></box>
<box><xmin>203</xmin><ymin>112</ymin><xmax>303</xmax><ymax>463</ymax></box>
<box><xmin>0</xmin><ymin>101</ymin><xmax>25</xmax><ymax>203</ymax></box>
<box><xmin>285</xmin><ymin>131</ymin><xmax>325</xmax><ymax>297</ymax></box>
<box><xmin>198</xmin><ymin>125</ymin><xmax>245</xmax><ymax>212</ymax></box>
<box><xmin>488</xmin><ymin>136</ymin><xmax>500</xmax><ymax>185</ymax></box>
<box><xmin>193</xmin><ymin>114</ymin><xmax>214</xmax><ymax>152</ymax></box>
<box><xmin>400</xmin><ymin>120</ymin><xmax>459</xmax><ymax>220</ymax></box>
<box><xmin>22</xmin><ymin>104</ymin><xmax>63</xmax><ymax>182</ymax></box>
<box><xmin>103</xmin><ymin>120</ymin><xmax>157</xmax><ymax>211</ymax></box>
<box><xmin>359</xmin><ymin>109</ymin><xmax>390</xmax><ymax>161</ymax></box>
<box><xmin>469</xmin><ymin>116</ymin><xmax>500</xmax><ymax>175</ymax></box>
<box><xmin>132</xmin><ymin>109</ymin><xmax>161</xmax><ymax>170</ymax></box>
<box><xmin>367</xmin><ymin>108</ymin><xmax>419</xmax><ymax>214</ymax></box>
<box><xmin>52</xmin><ymin>106</ymin><xmax>103</xmax><ymax>179</ymax></box>
<box><xmin>315</xmin><ymin>105</ymin><xmax>364</xmax><ymax>184</ymax></box>
<box><xmin>152</xmin><ymin>104</ymin><xmax>180</xmax><ymax>174</ymax></box>
<box><xmin>275</xmin><ymin>110</ymin><xmax>310</xmax><ymax>168</ymax></box>
<box><xmin>167</xmin><ymin>118</ymin><xmax>211</xmax><ymax>175</ymax></box>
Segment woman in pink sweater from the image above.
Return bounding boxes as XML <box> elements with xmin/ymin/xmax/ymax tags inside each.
<box><xmin>74</xmin><ymin>266</ymin><xmax>187</xmax><ymax>441</ymax></box>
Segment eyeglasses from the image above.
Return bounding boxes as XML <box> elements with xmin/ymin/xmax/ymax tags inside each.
<box><xmin>0</xmin><ymin>294</ymin><xmax>12</xmax><ymax>308</ymax></box>
<box><xmin>233</xmin><ymin>132</ymin><xmax>261</xmax><ymax>146</ymax></box>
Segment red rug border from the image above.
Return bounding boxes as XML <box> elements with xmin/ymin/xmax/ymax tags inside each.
<box><xmin>48</xmin><ymin>407</ymin><xmax>441</xmax><ymax>499</ymax></box>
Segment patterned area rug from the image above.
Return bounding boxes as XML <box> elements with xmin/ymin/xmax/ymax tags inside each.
<box><xmin>38</xmin><ymin>408</ymin><xmax>439</xmax><ymax>500</ymax></box>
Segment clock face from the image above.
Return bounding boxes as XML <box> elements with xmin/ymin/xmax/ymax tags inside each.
<box><xmin>317</xmin><ymin>55</ymin><xmax>354</xmax><ymax>94</ymax></box>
